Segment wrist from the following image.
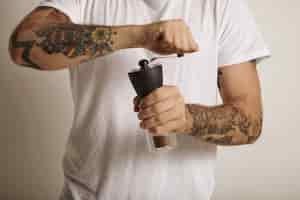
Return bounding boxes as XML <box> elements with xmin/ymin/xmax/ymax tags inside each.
<box><xmin>121</xmin><ymin>25</ymin><xmax>147</xmax><ymax>49</ymax></box>
<box><xmin>132</xmin><ymin>25</ymin><xmax>147</xmax><ymax>48</ymax></box>
<box><xmin>183</xmin><ymin>104</ymin><xmax>195</xmax><ymax>135</ymax></box>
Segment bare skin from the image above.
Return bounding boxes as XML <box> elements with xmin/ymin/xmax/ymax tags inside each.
<box><xmin>134</xmin><ymin>61</ymin><xmax>263</xmax><ymax>146</ymax></box>
<box><xmin>9</xmin><ymin>7</ymin><xmax>198</xmax><ymax>70</ymax></box>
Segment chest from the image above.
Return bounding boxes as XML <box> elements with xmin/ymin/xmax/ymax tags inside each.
<box><xmin>77</xmin><ymin>0</ymin><xmax>219</xmax><ymax>105</ymax></box>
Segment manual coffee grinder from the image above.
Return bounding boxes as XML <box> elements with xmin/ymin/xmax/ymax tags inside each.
<box><xmin>128</xmin><ymin>54</ymin><xmax>183</xmax><ymax>152</ymax></box>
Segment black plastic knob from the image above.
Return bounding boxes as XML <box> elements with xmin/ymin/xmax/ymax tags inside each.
<box><xmin>138</xmin><ymin>59</ymin><xmax>150</xmax><ymax>70</ymax></box>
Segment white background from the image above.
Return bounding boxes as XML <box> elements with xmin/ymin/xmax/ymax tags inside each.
<box><xmin>0</xmin><ymin>0</ymin><xmax>299</xmax><ymax>199</ymax></box>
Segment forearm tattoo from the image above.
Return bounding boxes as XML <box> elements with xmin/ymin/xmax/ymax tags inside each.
<box><xmin>34</xmin><ymin>24</ymin><xmax>117</xmax><ymax>58</ymax></box>
<box><xmin>11</xmin><ymin>8</ymin><xmax>117</xmax><ymax>69</ymax></box>
<box><xmin>186</xmin><ymin>69</ymin><xmax>262</xmax><ymax>145</ymax></box>
<box><xmin>186</xmin><ymin>104</ymin><xmax>262</xmax><ymax>145</ymax></box>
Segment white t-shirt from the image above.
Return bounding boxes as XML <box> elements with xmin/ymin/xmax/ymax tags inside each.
<box><xmin>38</xmin><ymin>0</ymin><xmax>271</xmax><ymax>200</ymax></box>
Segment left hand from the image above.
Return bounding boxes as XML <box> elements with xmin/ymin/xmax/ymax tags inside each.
<box><xmin>133</xmin><ymin>86</ymin><xmax>192</xmax><ymax>135</ymax></box>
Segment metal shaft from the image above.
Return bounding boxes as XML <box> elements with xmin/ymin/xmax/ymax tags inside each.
<box><xmin>150</xmin><ymin>53</ymin><xmax>184</xmax><ymax>62</ymax></box>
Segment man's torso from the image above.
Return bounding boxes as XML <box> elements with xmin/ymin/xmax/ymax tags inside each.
<box><xmin>47</xmin><ymin>0</ymin><xmax>220</xmax><ymax>199</ymax></box>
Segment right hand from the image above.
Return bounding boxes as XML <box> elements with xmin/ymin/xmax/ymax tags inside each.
<box><xmin>141</xmin><ymin>19</ymin><xmax>199</xmax><ymax>55</ymax></box>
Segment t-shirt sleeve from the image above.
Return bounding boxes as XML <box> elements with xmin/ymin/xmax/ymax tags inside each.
<box><xmin>38</xmin><ymin>0</ymin><xmax>81</xmax><ymax>23</ymax></box>
<box><xmin>217</xmin><ymin>0</ymin><xmax>271</xmax><ymax>67</ymax></box>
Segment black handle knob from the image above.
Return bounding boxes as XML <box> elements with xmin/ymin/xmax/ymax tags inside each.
<box><xmin>138</xmin><ymin>59</ymin><xmax>150</xmax><ymax>71</ymax></box>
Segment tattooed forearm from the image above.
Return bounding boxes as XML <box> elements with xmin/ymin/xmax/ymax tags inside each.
<box><xmin>11</xmin><ymin>23</ymin><xmax>117</xmax><ymax>68</ymax></box>
<box><xmin>186</xmin><ymin>104</ymin><xmax>263</xmax><ymax>145</ymax></box>
<box><xmin>9</xmin><ymin>7</ymin><xmax>145</xmax><ymax>70</ymax></box>
<box><xmin>34</xmin><ymin>24</ymin><xmax>117</xmax><ymax>58</ymax></box>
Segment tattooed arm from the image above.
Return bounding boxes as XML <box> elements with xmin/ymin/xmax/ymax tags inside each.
<box><xmin>185</xmin><ymin>61</ymin><xmax>263</xmax><ymax>145</ymax></box>
<box><xmin>9</xmin><ymin>7</ymin><xmax>198</xmax><ymax>71</ymax></box>
<box><xmin>8</xmin><ymin>7</ymin><xmax>145</xmax><ymax>70</ymax></box>
<box><xmin>134</xmin><ymin>61</ymin><xmax>262</xmax><ymax>146</ymax></box>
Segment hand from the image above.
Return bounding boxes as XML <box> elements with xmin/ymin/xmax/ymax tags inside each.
<box><xmin>141</xmin><ymin>19</ymin><xmax>199</xmax><ymax>55</ymax></box>
<box><xmin>133</xmin><ymin>86</ymin><xmax>193</xmax><ymax>135</ymax></box>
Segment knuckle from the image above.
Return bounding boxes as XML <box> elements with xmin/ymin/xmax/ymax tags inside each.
<box><xmin>143</xmin><ymin>121</ymin><xmax>149</xmax><ymax>128</ymax></box>
<box><xmin>141</xmin><ymin>98</ymin><xmax>149</xmax><ymax>106</ymax></box>
<box><xmin>143</xmin><ymin>107</ymin><xmax>150</xmax><ymax>116</ymax></box>
<box><xmin>149</xmin><ymin>118</ymin><xmax>155</xmax><ymax>125</ymax></box>
<box><xmin>165</xmin><ymin>37</ymin><xmax>173</xmax><ymax>45</ymax></box>
<box><xmin>138</xmin><ymin>112</ymin><xmax>143</xmax><ymax>120</ymax></box>
<box><xmin>174</xmin><ymin>40</ymin><xmax>181</xmax><ymax>48</ymax></box>
<box><xmin>182</xmin><ymin>45</ymin><xmax>189</xmax><ymax>52</ymax></box>
<box><xmin>152</xmin><ymin>90</ymin><xmax>160</xmax><ymax>99</ymax></box>
<box><xmin>151</xmin><ymin>105</ymin><xmax>159</xmax><ymax>114</ymax></box>
<box><xmin>162</xmin><ymin>32</ymin><xmax>173</xmax><ymax>43</ymax></box>
<box><xmin>151</xmin><ymin>127</ymin><xmax>159</xmax><ymax>134</ymax></box>
<box><xmin>156</xmin><ymin>115</ymin><xmax>163</xmax><ymax>123</ymax></box>
<box><xmin>155</xmin><ymin>127</ymin><xmax>164</xmax><ymax>134</ymax></box>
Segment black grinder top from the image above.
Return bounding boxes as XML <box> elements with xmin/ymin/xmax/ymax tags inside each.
<box><xmin>128</xmin><ymin>59</ymin><xmax>163</xmax><ymax>98</ymax></box>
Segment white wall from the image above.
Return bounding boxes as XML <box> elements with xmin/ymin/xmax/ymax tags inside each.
<box><xmin>0</xmin><ymin>0</ymin><xmax>299</xmax><ymax>199</ymax></box>
<box><xmin>0</xmin><ymin>1</ymin><xmax>71</xmax><ymax>199</ymax></box>
<box><xmin>213</xmin><ymin>1</ymin><xmax>300</xmax><ymax>199</ymax></box>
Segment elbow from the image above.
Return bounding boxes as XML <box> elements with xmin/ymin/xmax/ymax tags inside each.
<box><xmin>9</xmin><ymin>35</ymin><xmax>47</xmax><ymax>71</ymax></box>
<box><xmin>236</xmin><ymin>100</ymin><xmax>263</xmax><ymax>145</ymax></box>
<box><xmin>9</xmin><ymin>33</ymin><xmax>70</xmax><ymax>71</ymax></box>
<box><xmin>9</xmin><ymin>48</ymin><xmax>25</xmax><ymax>67</ymax></box>
<box><xmin>247</xmin><ymin>125</ymin><xmax>263</xmax><ymax>145</ymax></box>
<box><xmin>8</xmin><ymin>38</ymin><xmax>22</xmax><ymax>66</ymax></box>
<box><xmin>227</xmin><ymin>110</ymin><xmax>263</xmax><ymax>146</ymax></box>
<box><xmin>9</xmin><ymin>47</ymin><xmax>49</xmax><ymax>71</ymax></box>
<box><xmin>245</xmin><ymin>115</ymin><xmax>263</xmax><ymax>145</ymax></box>
<box><xmin>8</xmin><ymin>33</ymin><xmax>27</xmax><ymax>67</ymax></box>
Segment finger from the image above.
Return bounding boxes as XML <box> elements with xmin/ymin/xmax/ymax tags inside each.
<box><xmin>142</xmin><ymin>86</ymin><xmax>179</xmax><ymax>108</ymax></box>
<box><xmin>182</xmin><ymin>36</ymin><xmax>197</xmax><ymax>53</ymax></box>
<box><xmin>174</xmin><ymin>122</ymin><xmax>188</xmax><ymax>134</ymax></box>
<box><xmin>181</xmin><ymin>33</ymin><xmax>193</xmax><ymax>53</ymax></box>
<box><xmin>149</xmin><ymin>118</ymin><xmax>186</xmax><ymax>135</ymax></box>
<box><xmin>141</xmin><ymin>106</ymin><xmax>183</xmax><ymax>129</ymax></box>
<box><xmin>138</xmin><ymin>96</ymin><xmax>179</xmax><ymax>120</ymax></box>
<box><xmin>188</xmin><ymin>32</ymin><xmax>199</xmax><ymax>52</ymax></box>
<box><xmin>157</xmin><ymin>38</ymin><xmax>176</xmax><ymax>55</ymax></box>
<box><xmin>133</xmin><ymin>96</ymin><xmax>139</xmax><ymax>105</ymax></box>
<box><xmin>174</xmin><ymin>24</ymin><xmax>194</xmax><ymax>54</ymax></box>
<box><xmin>156</xmin><ymin>45</ymin><xmax>176</xmax><ymax>55</ymax></box>
<box><xmin>133</xmin><ymin>96</ymin><xmax>141</xmax><ymax>112</ymax></box>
